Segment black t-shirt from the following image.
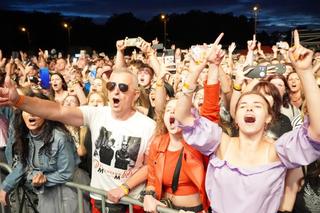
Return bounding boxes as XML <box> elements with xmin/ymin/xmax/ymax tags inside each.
<box><xmin>267</xmin><ymin>113</ymin><xmax>292</xmax><ymax>140</ymax></box>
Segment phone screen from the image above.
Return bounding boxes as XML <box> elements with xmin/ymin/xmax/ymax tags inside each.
<box><xmin>39</xmin><ymin>67</ymin><xmax>50</xmax><ymax>89</ymax></box>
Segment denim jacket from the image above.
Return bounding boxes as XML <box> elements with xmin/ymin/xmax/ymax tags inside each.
<box><xmin>1</xmin><ymin>128</ymin><xmax>79</xmax><ymax>193</ymax></box>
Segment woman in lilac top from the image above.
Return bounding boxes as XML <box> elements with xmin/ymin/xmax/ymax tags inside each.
<box><xmin>175</xmin><ymin>31</ymin><xmax>320</xmax><ymax>213</ymax></box>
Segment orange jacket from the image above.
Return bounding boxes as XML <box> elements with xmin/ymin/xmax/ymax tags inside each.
<box><xmin>147</xmin><ymin>134</ymin><xmax>210</xmax><ymax>211</ymax></box>
<box><xmin>146</xmin><ymin>83</ymin><xmax>220</xmax><ymax>211</ymax></box>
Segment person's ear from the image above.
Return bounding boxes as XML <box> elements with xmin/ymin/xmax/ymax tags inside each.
<box><xmin>266</xmin><ymin>114</ymin><xmax>272</xmax><ymax>125</ymax></box>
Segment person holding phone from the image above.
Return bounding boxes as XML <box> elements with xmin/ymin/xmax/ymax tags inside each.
<box><xmin>175</xmin><ymin>30</ymin><xmax>320</xmax><ymax>213</ymax></box>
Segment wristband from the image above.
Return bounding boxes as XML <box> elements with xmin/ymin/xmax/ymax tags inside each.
<box><xmin>156</xmin><ymin>80</ymin><xmax>164</xmax><ymax>87</ymax></box>
<box><xmin>182</xmin><ymin>82</ymin><xmax>197</xmax><ymax>96</ymax></box>
<box><xmin>139</xmin><ymin>190</ymin><xmax>156</xmax><ymax>202</ymax></box>
<box><xmin>119</xmin><ymin>184</ymin><xmax>129</xmax><ymax>195</ymax></box>
<box><xmin>233</xmin><ymin>83</ymin><xmax>242</xmax><ymax>91</ymax></box>
<box><xmin>13</xmin><ymin>95</ymin><xmax>25</xmax><ymax>108</ymax></box>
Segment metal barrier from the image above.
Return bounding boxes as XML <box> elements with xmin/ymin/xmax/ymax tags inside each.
<box><xmin>0</xmin><ymin>162</ymin><xmax>179</xmax><ymax>213</ymax></box>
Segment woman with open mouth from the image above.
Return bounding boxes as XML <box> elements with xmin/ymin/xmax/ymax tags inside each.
<box><xmin>0</xmin><ymin>92</ymin><xmax>79</xmax><ymax>212</ymax></box>
<box><xmin>175</xmin><ymin>31</ymin><xmax>320</xmax><ymax>213</ymax></box>
<box><xmin>142</xmin><ymin>35</ymin><xmax>222</xmax><ymax>213</ymax></box>
<box><xmin>49</xmin><ymin>72</ymin><xmax>69</xmax><ymax>105</ymax></box>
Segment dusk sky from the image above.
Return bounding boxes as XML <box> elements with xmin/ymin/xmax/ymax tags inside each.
<box><xmin>1</xmin><ymin>0</ymin><xmax>320</xmax><ymax>31</ymax></box>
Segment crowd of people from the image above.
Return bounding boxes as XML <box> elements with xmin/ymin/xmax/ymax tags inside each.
<box><xmin>0</xmin><ymin>29</ymin><xmax>319</xmax><ymax>213</ymax></box>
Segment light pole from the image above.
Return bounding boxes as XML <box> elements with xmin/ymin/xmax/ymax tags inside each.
<box><xmin>252</xmin><ymin>5</ymin><xmax>259</xmax><ymax>35</ymax></box>
<box><xmin>21</xmin><ymin>27</ymin><xmax>31</xmax><ymax>47</ymax></box>
<box><xmin>63</xmin><ymin>22</ymin><xmax>71</xmax><ymax>49</ymax></box>
<box><xmin>160</xmin><ymin>14</ymin><xmax>167</xmax><ymax>48</ymax></box>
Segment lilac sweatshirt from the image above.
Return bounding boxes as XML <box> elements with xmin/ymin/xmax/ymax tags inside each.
<box><xmin>181</xmin><ymin>116</ymin><xmax>320</xmax><ymax>213</ymax></box>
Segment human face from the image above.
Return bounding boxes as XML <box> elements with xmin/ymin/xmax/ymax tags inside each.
<box><xmin>137</xmin><ymin>68</ymin><xmax>152</xmax><ymax>87</ymax></box>
<box><xmin>88</xmin><ymin>93</ymin><xmax>105</xmax><ymax>107</ymax></box>
<box><xmin>287</xmin><ymin>73</ymin><xmax>301</xmax><ymax>93</ymax></box>
<box><xmin>235</xmin><ymin>94</ymin><xmax>271</xmax><ymax>136</ymax></box>
<box><xmin>51</xmin><ymin>74</ymin><xmax>63</xmax><ymax>91</ymax></box>
<box><xmin>107</xmin><ymin>72</ymin><xmax>139</xmax><ymax>116</ymax></box>
<box><xmin>22</xmin><ymin>111</ymin><xmax>45</xmax><ymax>135</ymax></box>
<box><xmin>193</xmin><ymin>89</ymin><xmax>204</xmax><ymax>109</ymax></box>
<box><xmin>270</xmin><ymin>78</ymin><xmax>286</xmax><ymax>98</ymax></box>
<box><xmin>55</xmin><ymin>59</ymin><xmax>66</xmax><ymax>72</ymax></box>
<box><xmin>149</xmin><ymin>84</ymin><xmax>156</xmax><ymax>107</ymax></box>
<box><xmin>164</xmin><ymin>100</ymin><xmax>181</xmax><ymax>134</ymax></box>
<box><xmin>63</xmin><ymin>96</ymin><xmax>79</xmax><ymax>107</ymax></box>
<box><xmin>91</xmin><ymin>78</ymin><xmax>103</xmax><ymax>93</ymax></box>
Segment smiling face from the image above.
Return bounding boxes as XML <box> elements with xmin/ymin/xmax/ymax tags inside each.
<box><xmin>107</xmin><ymin>71</ymin><xmax>140</xmax><ymax>117</ymax></box>
<box><xmin>22</xmin><ymin>111</ymin><xmax>45</xmax><ymax>134</ymax></box>
<box><xmin>163</xmin><ymin>99</ymin><xmax>181</xmax><ymax>134</ymax></box>
<box><xmin>287</xmin><ymin>72</ymin><xmax>301</xmax><ymax>93</ymax></box>
<box><xmin>235</xmin><ymin>94</ymin><xmax>272</xmax><ymax>136</ymax></box>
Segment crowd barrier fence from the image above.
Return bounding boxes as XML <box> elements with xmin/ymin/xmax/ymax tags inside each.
<box><xmin>0</xmin><ymin>163</ymin><xmax>179</xmax><ymax>213</ymax></box>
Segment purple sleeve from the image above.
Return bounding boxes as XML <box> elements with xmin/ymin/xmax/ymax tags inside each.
<box><xmin>276</xmin><ymin>117</ymin><xmax>320</xmax><ymax>169</ymax></box>
<box><xmin>180</xmin><ymin>110</ymin><xmax>222</xmax><ymax>156</ymax></box>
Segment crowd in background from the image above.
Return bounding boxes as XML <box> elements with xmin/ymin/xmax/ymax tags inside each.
<box><xmin>0</xmin><ymin>30</ymin><xmax>320</xmax><ymax>213</ymax></box>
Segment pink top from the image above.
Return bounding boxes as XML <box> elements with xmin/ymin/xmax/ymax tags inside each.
<box><xmin>181</xmin><ymin>116</ymin><xmax>320</xmax><ymax>213</ymax></box>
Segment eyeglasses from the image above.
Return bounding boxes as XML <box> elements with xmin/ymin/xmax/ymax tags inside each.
<box><xmin>106</xmin><ymin>82</ymin><xmax>129</xmax><ymax>92</ymax></box>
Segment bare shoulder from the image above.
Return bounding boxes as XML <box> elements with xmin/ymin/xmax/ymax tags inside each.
<box><xmin>217</xmin><ymin>132</ymin><xmax>232</xmax><ymax>157</ymax></box>
<box><xmin>264</xmin><ymin>137</ymin><xmax>281</xmax><ymax>162</ymax></box>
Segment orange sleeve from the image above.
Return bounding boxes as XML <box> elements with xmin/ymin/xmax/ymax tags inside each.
<box><xmin>146</xmin><ymin>137</ymin><xmax>158</xmax><ymax>189</ymax></box>
<box><xmin>200</xmin><ymin>82</ymin><xmax>220</xmax><ymax>123</ymax></box>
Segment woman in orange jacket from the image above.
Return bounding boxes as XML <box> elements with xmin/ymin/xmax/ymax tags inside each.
<box><xmin>142</xmin><ymin>44</ymin><xmax>223</xmax><ymax>212</ymax></box>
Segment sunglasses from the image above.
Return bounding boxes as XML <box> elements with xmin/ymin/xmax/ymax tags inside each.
<box><xmin>106</xmin><ymin>82</ymin><xmax>129</xmax><ymax>92</ymax></box>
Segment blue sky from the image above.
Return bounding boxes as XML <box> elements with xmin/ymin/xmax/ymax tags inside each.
<box><xmin>1</xmin><ymin>0</ymin><xmax>320</xmax><ymax>31</ymax></box>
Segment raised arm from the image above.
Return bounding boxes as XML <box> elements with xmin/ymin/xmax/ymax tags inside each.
<box><xmin>289</xmin><ymin>30</ymin><xmax>320</xmax><ymax>141</ymax></box>
<box><xmin>244</xmin><ymin>34</ymin><xmax>256</xmax><ymax>66</ymax></box>
<box><xmin>175</xmin><ymin>55</ymin><xmax>207</xmax><ymax>126</ymax></box>
<box><xmin>0</xmin><ymin>63</ymin><xmax>84</xmax><ymax>127</ymax></box>
<box><xmin>114</xmin><ymin>40</ymin><xmax>127</xmax><ymax>69</ymax></box>
<box><xmin>200</xmin><ymin>43</ymin><xmax>225</xmax><ymax>122</ymax></box>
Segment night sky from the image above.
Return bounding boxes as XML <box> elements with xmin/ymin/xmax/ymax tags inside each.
<box><xmin>1</xmin><ymin>0</ymin><xmax>320</xmax><ymax>31</ymax></box>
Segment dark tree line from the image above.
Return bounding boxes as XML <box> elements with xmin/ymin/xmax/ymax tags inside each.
<box><xmin>0</xmin><ymin>10</ymin><xmax>289</xmax><ymax>56</ymax></box>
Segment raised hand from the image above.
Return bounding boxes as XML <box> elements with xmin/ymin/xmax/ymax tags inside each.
<box><xmin>247</xmin><ymin>34</ymin><xmax>256</xmax><ymax>51</ymax></box>
<box><xmin>228</xmin><ymin>42</ymin><xmax>236</xmax><ymax>54</ymax></box>
<box><xmin>272</xmin><ymin>45</ymin><xmax>278</xmax><ymax>53</ymax></box>
<box><xmin>207</xmin><ymin>32</ymin><xmax>225</xmax><ymax>65</ymax></box>
<box><xmin>0</xmin><ymin>62</ymin><xmax>20</xmax><ymax>106</ymax></box>
<box><xmin>116</xmin><ymin>40</ymin><xmax>126</xmax><ymax>51</ymax></box>
<box><xmin>288</xmin><ymin>30</ymin><xmax>314</xmax><ymax>72</ymax></box>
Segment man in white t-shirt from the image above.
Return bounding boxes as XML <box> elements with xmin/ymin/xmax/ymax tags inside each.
<box><xmin>0</xmin><ymin>66</ymin><xmax>156</xmax><ymax>212</ymax></box>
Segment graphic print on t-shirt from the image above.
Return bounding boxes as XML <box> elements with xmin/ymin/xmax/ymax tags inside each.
<box><xmin>93</xmin><ymin>126</ymin><xmax>141</xmax><ymax>170</ymax></box>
